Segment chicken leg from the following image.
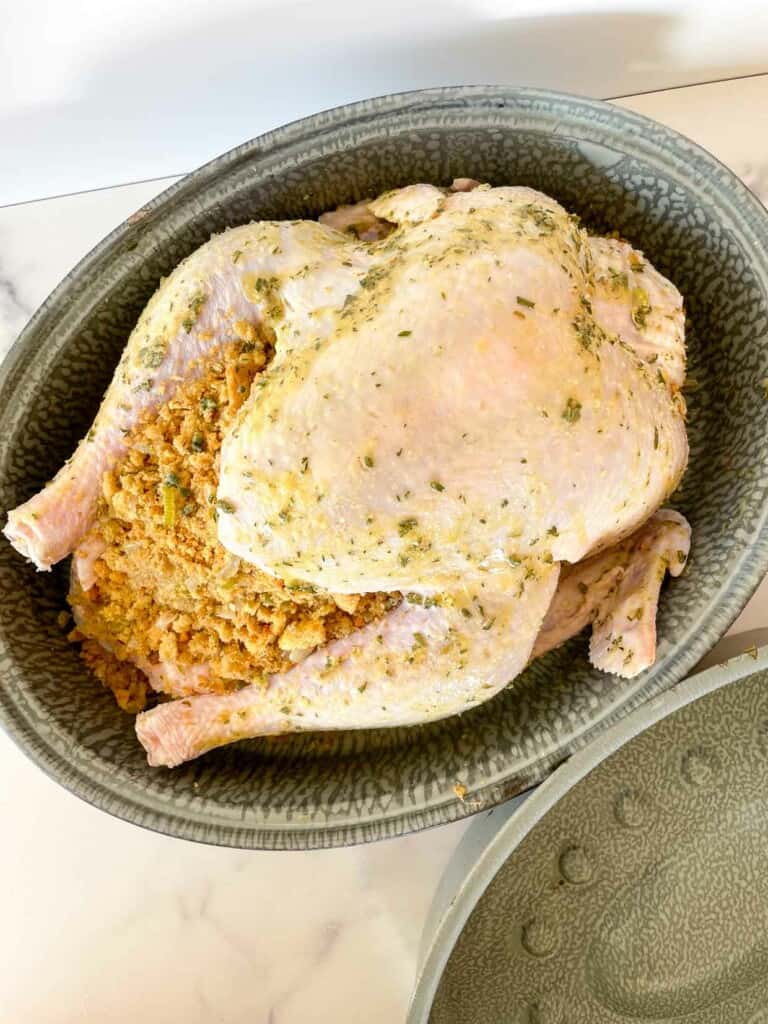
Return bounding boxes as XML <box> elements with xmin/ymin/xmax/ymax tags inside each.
<box><xmin>136</xmin><ymin>562</ymin><xmax>559</xmax><ymax>768</ymax></box>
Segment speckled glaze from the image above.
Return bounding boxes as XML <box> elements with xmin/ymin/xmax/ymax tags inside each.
<box><xmin>1</xmin><ymin>87</ymin><xmax>768</xmax><ymax>850</ymax></box>
<box><xmin>410</xmin><ymin>647</ymin><xmax>768</xmax><ymax>1024</ymax></box>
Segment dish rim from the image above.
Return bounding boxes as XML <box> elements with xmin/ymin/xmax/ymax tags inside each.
<box><xmin>2</xmin><ymin>84</ymin><xmax>768</xmax><ymax>850</ymax></box>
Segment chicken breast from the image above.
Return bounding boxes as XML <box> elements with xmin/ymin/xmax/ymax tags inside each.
<box><xmin>218</xmin><ymin>185</ymin><xmax>687</xmax><ymax>592</ymax></box>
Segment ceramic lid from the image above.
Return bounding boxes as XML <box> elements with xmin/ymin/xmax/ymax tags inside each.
<box><xmin>410</xmin><ymin>645</ymin><xmax>768</xmax><ymax>1023</ymax></box>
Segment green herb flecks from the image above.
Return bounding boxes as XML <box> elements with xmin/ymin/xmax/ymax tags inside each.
<box><xmin>572</xmin><ymin>315</ymin><xmax>596</xmax><ymax>351</ymax></box>
<box><xmin>138</xmin><ymin>340</ymin><xmax>166</xmax><ymax>369</ymax></box>
<box><xmin>608</xmin><ymin>267</ymin><xmax>629</xmax><ymax>291</ymax></box>
<box><xmin>182</xmin><ymin>291</ymin><xmax>207</xmax><ymax>334</ymax></box>
<box><xmin>405</xmin><ymin>592</ymin><xmax>440</xmax><ymax>608</ymax></box>
<box><xmin>359</xmin><ymin>266</ymin><xmax>387</xmax><ymax>291</ymax></box>
<box><xmin>562</xmin><ymin>397</ymin><xmax>582</xmax><ymax>423</ymax></box>
<box><xmin>520</xmin><ymin>203</ymin><xmax>557</xmax><ymax>236</ymax></box>
<box><xmin>631</xmin><ymin>286</ymin><xmax>652</xmax><ymax>329</ymax></box>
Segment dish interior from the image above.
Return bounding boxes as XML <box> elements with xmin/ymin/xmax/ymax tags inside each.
<box><xmin>1</xmin><ymin>90</ymin><xmax>767</xmax><ymax>847</ymax></box>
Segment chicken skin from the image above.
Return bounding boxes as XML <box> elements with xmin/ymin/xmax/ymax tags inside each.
<box><xmin>5</xmin><ymin>183</ymin><xmax>690</xmax><ymax>767</ymax></box>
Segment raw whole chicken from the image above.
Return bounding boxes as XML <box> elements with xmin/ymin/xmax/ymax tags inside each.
<box><xmin>5</xmin><ymin>182</ymin><xmax>690</xmax><ymax>767</ymax></box>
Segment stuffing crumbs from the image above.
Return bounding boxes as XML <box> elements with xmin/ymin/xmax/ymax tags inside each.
<box><xmin>68</xmin><ymin>330</ymin><xmax>398</xmax><ymax>711</ymax></box>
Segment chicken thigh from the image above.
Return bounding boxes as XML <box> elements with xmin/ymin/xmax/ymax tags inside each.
<box><xmin>4</xmin><ymin>221</ymin><xmax>373</xmax><ymax>570</ymax></box>
<box><xmin>5</xmin><ymin>183</ymin><xmax>690</xmax><ymax>767</ymax></box>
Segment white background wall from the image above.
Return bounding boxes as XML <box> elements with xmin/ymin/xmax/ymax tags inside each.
<box><xmin>2</xmin><ymin>0</ymin><xmax>768</xmax><ymax>205</ymax></box>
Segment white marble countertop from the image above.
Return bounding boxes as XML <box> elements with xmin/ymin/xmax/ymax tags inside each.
<box><xmin>1</xmin><ymin>76</ymin><xmax>768</xmax><ymax>1023</ymax></box>
<box><xmin>5</xmin><ymin>1</ymin><xmax>768</xmax><ymax>205</ymax></box>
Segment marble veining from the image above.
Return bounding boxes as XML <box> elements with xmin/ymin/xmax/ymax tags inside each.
<box><xmin>0</xmin><ymin>271</ymin><xmax>31</xmax><ymax>355</ymax></box>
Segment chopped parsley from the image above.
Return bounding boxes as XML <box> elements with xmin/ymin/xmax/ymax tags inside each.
<box><xmin>138</xmin><ymin>341</ymin><xmax>166</xmax><ymax>368</ymax></box>
<box><xmin>182</xmin><ymin>292</ymin><xmax>207</xmax><ymax>334</ymax></box>
<box><xmin>562</xmin><ymin>397</ymin><xmax>582</xmax><ymax>423</ymax></box>
<box><xmin>520</xmin><ymin>203</ymin><xmax>557</xmax><ymax>235</ymax></box>
<box><xmin>631</xmin><ymin>286</ymin><xmax>652</xmax><ymax>329</ymax></box>
<box><xmin>608</xmin><ymin>267</ymin><xmax>629</xmax><ymax>290</ymax></box>
<box><xmin>572</xmin><ymin>315</ymin><xmax>596</xmax><ymax>351</ymax></box>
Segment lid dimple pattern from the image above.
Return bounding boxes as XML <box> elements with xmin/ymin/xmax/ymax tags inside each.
<box><xmin>427</xmin><ymin>660</ymin><xmax>768</xmax><ymax>1023</ymax></box>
